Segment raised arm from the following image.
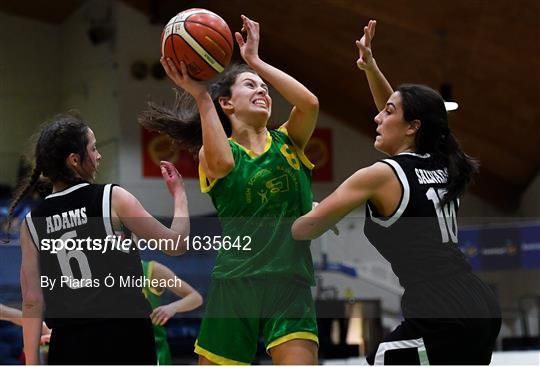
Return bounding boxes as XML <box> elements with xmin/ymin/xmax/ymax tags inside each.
<box><xmin>112</xmin><ymin>161</ymin><xmax>189</xmax><ymax>255</ymax></box>
<box><xmin>20</xmin><ymin>223</ymin><xmax>44</xmax><ymax>365</ymax></box>
<box><xmin>236</xmin><ymin>15</ymin><xmax>319</xmax><ymax>149</ymax></box>
<box><xmin>356</xmin><ymin>20</ymin><xmax>394</xmax><ymax>112</ymax></box>
<box><xmin>148</xmin><ymin>261</ymin><xmax>203</xmax><ymax>326</ymax></box>
<box><xmin>292</xmin><ymin>162</ymin><xmax>394</xmax><ymax>240</ymax></box>
<box><xmin>161</xmin><ymin>58</ymin><xmax>234</xmax><ymax>179</ymax></box>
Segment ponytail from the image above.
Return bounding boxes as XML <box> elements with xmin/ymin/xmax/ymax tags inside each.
<box><xmin>138</xmin><ymin>89</ymin><xmax>204</xmax><ymax>156</ymax></box>
<box><xmin>436</xmin><ymin>132</ymin><xmax>479</xmax><ymax>207</ymax></box>
<box><xmin>3</xmin><ymin>166</ymin><xmax>42</xmax><ymax>242</ymax></box>
<box><xmin>397</xmin><ymin>84</ymin><xmax>479</xmax><ymax>205</ymax></box>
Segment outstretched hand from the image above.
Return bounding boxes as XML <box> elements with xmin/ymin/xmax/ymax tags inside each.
<box><xmin>355</xmin><ymin>19</ymin><xmax>377</xmax><ymax>71</ymax></box>
<box><xmin>160</xmin><ymin>161</ymin><xmax>186</xmax><ymax>200</ymax></box>
<box><xmin>160</xmin><ymin>57</ymin><xmax>208</xmax><ymax>99</ymax></box>
<box><xmin>235</xmin><ymin>14</ymin><xmax>261</xmax><ymax>66</ymax></box>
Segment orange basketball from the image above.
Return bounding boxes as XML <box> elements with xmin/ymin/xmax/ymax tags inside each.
<box><xmin>161</xmin><ymin>8</ymin><xmax>234</xmax><ymax>81</ymax></box>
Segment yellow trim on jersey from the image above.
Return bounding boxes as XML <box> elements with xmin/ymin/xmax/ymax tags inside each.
<box><xmin>230</xmin><ymin>130</ymin><xmax>272</xmax><ymax>159</ymax></box>
<box><xmin>277</xmin><ymin>126</ymin><xmax>290</xmax><ymax>136</ymax></box>
<box><xmin>295</xmin><ymin>146</ymin><xmax>315</xmax><ymax>170</ymax></box>
<box><xmin>146</xmin><ymin>260</ymin><xmax>164</xmax><ymax>296</ymax></box>
<box><xmin>266</xmin><ymin>331</ymin><xmax>319</xmax><ymax>352</ymax></box>
<box><xmin>194</xmin><ymin>340</ymin><xmax>249</xmax><ymax>365</ymax></box>
<box><xmin>277</xmin><ymin>127</ymin><xmax>315</xmax><ymax>170</ymax></box>
<box><xmin>199</xmin><ymin>163</ymin><xmax>219</xmax><ymax>193</ymax></box>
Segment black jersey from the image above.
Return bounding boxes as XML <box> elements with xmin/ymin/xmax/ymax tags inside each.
<box><xmin>364</xmin><ymin>153</ymin><xmax>471</xmax><ymax>288</ymax></box>
<box><xmin>364</xmin><ymin>153</ymin><xmax>501</xmax><ymax>363</ymax></box>
<box><xmin>25</xmin><ymin>183</ymin><xmax>151</xmax><ymax>327</ymax></box>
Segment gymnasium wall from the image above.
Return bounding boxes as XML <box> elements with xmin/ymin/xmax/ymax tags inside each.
<box><xmin>0</xmin><ymin>1</ymin><xmax>120</xmax><ymax>187</ymax></box>
<box><xmin>57</xmin><ymin>0</ymin><xmax>121</xmax><ymax>184</ymax></box>
<box><xmin>0</xmin><ymin>13</ymin><xmax>60</xmax><ymax>186</ymax></box>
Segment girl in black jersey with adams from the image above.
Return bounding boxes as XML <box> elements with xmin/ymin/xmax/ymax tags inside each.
<box><xmin>292</xmin><ymin>20</ymin><xmax>501</xmax><ymax>365</ymax></box>
<box><xmin>9</xmin><ymin>113</ymin><xmax>190</xmax><ymax>364</ymax></box>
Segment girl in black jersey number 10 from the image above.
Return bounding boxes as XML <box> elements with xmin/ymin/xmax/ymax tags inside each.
<box><xmin>292</xmin><ymin>20</ymin><xmax>501</xmax><ymax>365</ymax></box>
<box><xmin>9</xmin><ymin>112</ymin><xmax>190</xmax><ymax>364</ymax></box>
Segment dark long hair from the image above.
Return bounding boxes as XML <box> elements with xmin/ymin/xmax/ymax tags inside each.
<box><xmin>397</xmin><ymin>84</ymin><xmax>479</xmax><ymax>206</ymax></box>
<box><xmin>138</xmin><ymin>63</ymin><xmax>256</xmax><ymax>156</ymax></box>
<box><xmin>7</xmin><ymin>112</ymin><xmax>89</xmax><ymax>228</ymax></box>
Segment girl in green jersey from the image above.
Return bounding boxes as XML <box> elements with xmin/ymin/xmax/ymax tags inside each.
<box><xmin>140</xmin><ymin>14</ymin><xmax>319</xmax><ymax>365</ymax></box>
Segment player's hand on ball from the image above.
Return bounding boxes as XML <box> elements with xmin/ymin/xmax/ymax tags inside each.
<box><xmin>355</xmin><ymin>19</ymin><xmax>376</xmax><ymax>71</ymax></box>
<box><xmin>235</xmin><ymin>15</ymin><xmax>260</xmax><ymax>66</ymax></box>
<box><xmin>160</xmin><ymin>57</ymin><xmax>208</xmax><ymax>100</ymax></box>
<box><xmin>160</xmin><ymin>161</ymin><xmax>186</xmax><ymax>200</ymax></box>
<box><xmin>151</xmin><ymin>305</ymin><xmax>175</xmax><ymax>326</ymax></box>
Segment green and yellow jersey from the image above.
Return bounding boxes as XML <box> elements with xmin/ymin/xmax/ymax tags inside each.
<box><xmin>142</xmin><ymin>260</ymin><xmax>172</xmax><ymax>365</ymax></box>
<box><xmin>199</xmin><ymin>127</ymin><xmax>315</xmax><ymax>284</ymax></box>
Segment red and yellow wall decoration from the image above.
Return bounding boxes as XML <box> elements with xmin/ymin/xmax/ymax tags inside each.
<box><xmin>142</xmin><ymin>128</ymin><xmax>198</xmax><ymax>178</ymax></box>
<box><xmin>305</xmin><ymin>127</ymin><xmax>333</xmax><ymax>182</ymax></box>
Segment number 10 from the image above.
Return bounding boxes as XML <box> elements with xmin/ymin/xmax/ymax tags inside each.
<box><xmin>426</xmin><ymin>187</ymin><xmax>458</xmax><ymax>243</ymax></box>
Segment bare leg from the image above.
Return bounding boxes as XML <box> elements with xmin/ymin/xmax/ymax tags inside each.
<box><xmin>198</xmin><ymin>355</ymin><xmax>218</xmax><ymax>365</ymax></box>
<box><xmin>269</xmin><ymin>339</ymin><xmax>318</xmax><ymax>365</ymax></box>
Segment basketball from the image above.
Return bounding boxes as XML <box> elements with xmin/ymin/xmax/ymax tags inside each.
<box><xmin>161</xmin><ymin>8</ymin><xmax>234</xmax><ymax>81</ymax></box>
